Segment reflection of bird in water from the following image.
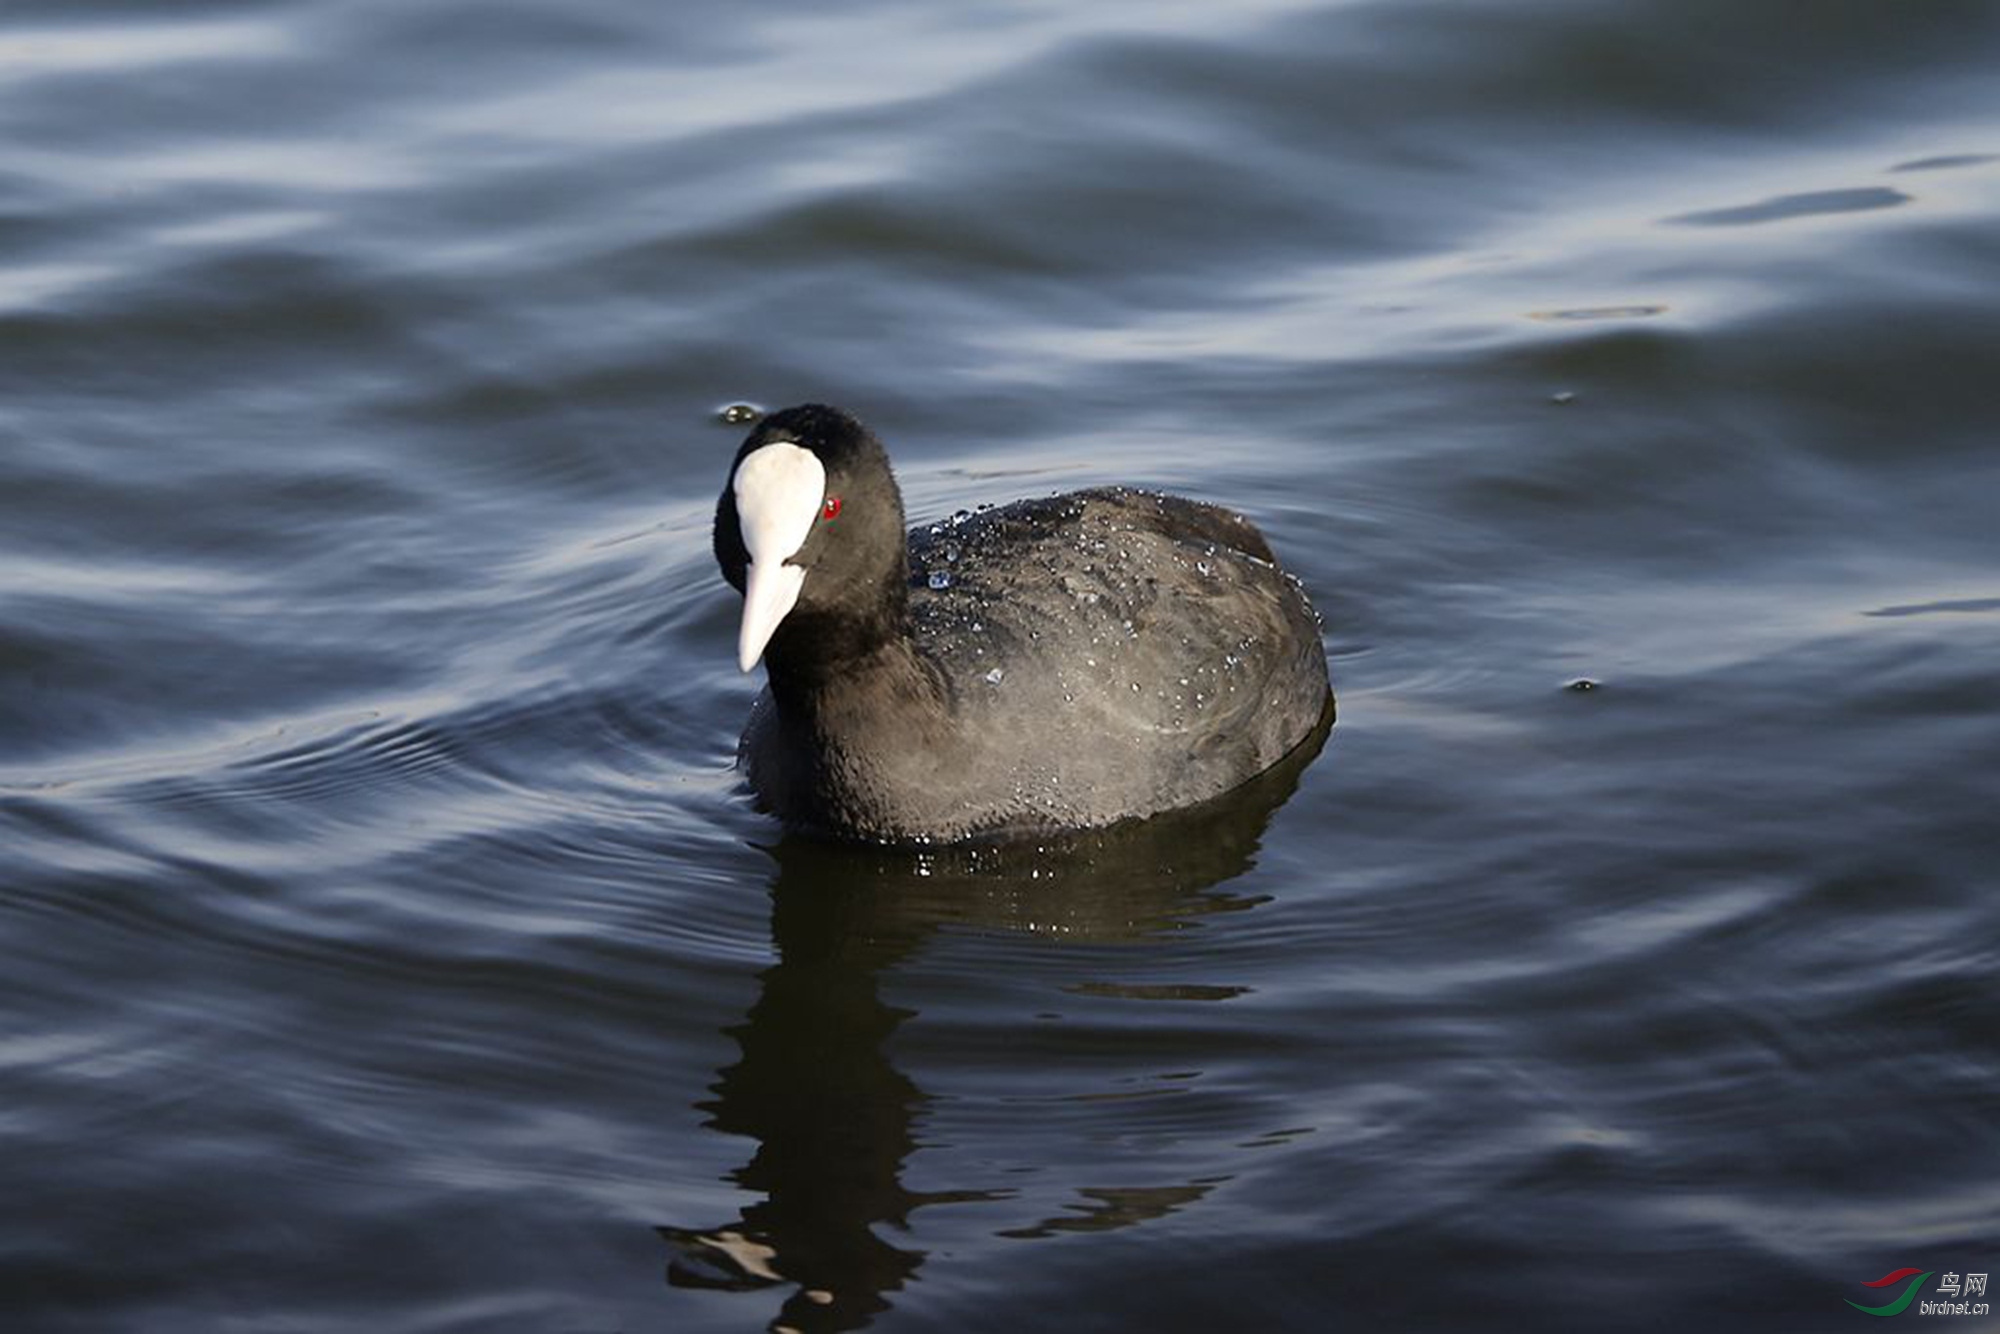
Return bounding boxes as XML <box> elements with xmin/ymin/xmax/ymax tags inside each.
<box><xmin>662</xmin><ymin>869</ymin><xmax>995</xmax><ymax>1332</ymax></box>
<box><xmin>657</xmin><ymin>707</ymin><xmax>1331</xmax><ymax>1332</ymax></box>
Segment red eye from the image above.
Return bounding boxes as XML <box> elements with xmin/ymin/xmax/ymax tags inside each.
<box><xmin>822</xmin><ymin>495</ymin><xmax>842</xmax><ymax>520</ymax></box>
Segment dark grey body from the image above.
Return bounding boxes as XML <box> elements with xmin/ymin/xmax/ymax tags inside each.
<box><xmin>740</xmin><ymin>487</ymin><xmax>1331</xmax><ymax>843</ymax></box>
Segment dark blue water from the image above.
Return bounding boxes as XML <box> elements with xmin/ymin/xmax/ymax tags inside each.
<box><xmin>4</xmin><ymin>2</ymin><xmax>1999</xmax><ymax>1330</ymax></box>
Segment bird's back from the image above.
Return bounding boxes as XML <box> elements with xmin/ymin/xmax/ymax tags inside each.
<box><xmin>880</xmin><ymin>487</ymin><xmax>1330</xmax><ymax>836</ymax></box>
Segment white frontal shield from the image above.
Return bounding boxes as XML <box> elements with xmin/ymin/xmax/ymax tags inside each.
<box><xmin>732</xmin><ymin>442</ymin><xmax>826</xmax><ymax>671</ymax></box>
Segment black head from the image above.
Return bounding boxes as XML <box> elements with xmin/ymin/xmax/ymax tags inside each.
<box><xmin>714</xmin><ymin>404</ymin><xmax>910</xmax><ymax>677</ymax></box>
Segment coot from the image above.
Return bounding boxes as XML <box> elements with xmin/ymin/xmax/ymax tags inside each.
<box><xmin>713</xmin><ymin>404</ymin><xmax>1332</xmax><ymax>843</ymax></box>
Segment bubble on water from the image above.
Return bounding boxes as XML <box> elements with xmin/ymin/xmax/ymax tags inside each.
<box><xmin>1551</xmin><ymin>389</ymin><xmax>1578</xmax><ymax>406</ymax></box>
<box><xmin>928</xmin><ymin>571</ymin><xmax>952</xmax><ymax>590</ymax></box>
<box><xmin>984</xmin><ymin>667</ymin><xmax>1004</xmax><ymax>686</ymax></box>
<box><xmin>717</xmin><ymin>402</ymin><xmax>763</xmax><ymax>425</ymax></box>
<box><xmin>1566</xmin><ymin>678</ymin><xmax>1600</xmax><ymax>692</ymax></box>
